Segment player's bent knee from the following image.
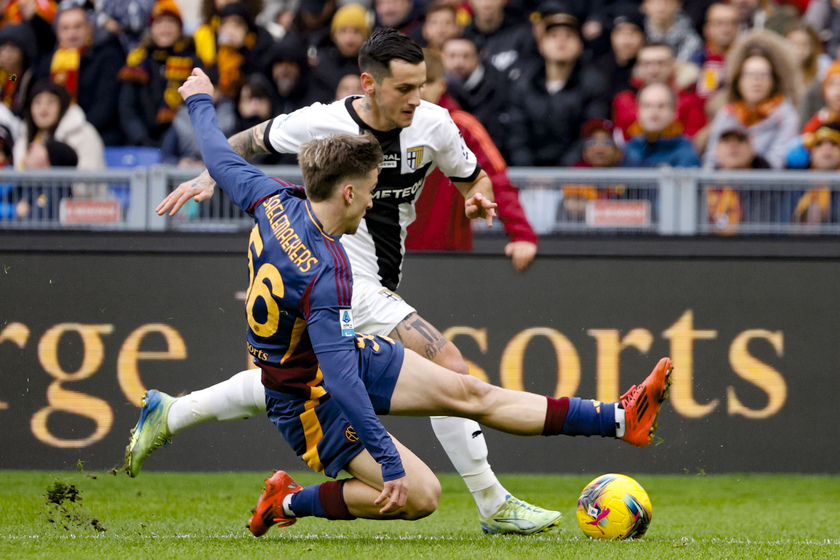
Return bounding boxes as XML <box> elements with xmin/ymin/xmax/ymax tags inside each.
<box><xmin>404</xmin><ymin>477</ymin><xmax>441</xmax><ymax>520</ymax></box>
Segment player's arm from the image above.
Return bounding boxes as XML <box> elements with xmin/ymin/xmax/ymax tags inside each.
<box><xmin>156</xmin><ymin>76</ymin><xmax>274</xmax><ymax>216</ymax></box>
<box><xmin>178</xmin><ymin>69</ymin><xmax>283</xmax><ymax>213</ymax></box>
<box><xmin>305</xmin><ymin>272</ymin><xmax>406</xmax><ymax>486</ymax></box>
<box><xmin>453</xmin><ymin>170</ymin><xmax>497</xmax><ymax>227</ymax></box>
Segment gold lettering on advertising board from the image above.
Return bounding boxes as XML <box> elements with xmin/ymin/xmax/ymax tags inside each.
<box><xmin>0</xmin><ymin>308</ymin><xmax>788</xmax><ymax>450</ymax></box>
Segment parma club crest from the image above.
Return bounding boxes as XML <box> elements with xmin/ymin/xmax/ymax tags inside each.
<box><xmin>406</xmin><ymin>146</ymin><xmax>424</xmax><ymax>170</ymax></box>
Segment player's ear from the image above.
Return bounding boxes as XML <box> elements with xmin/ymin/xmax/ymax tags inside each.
<box><xmin>360</xmin><ymin>72</ymin><xmax>377</xmax><ymax>95</ymax></box>
<box><xmin>342</xmin><ymin>183</ymin><xmax>354</xmax><ymax>206</ymax></box>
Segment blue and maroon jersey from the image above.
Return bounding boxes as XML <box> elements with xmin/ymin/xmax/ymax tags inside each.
<box><xmin>185</xmin><ymin>93</ymin><xmax>404</xmax><ymax>481</ymax></box>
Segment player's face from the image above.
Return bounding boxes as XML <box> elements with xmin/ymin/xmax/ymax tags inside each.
<box><xmin>374</xmin><ymin>60</ymin><xmax>426</xmax><ymax>129</ymax></box>
<box><xmin>345</xmin><ymin>167</ymin><xmax>380</xmax><ymax>234</ymax></box>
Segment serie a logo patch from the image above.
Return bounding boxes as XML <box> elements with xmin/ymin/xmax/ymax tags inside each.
<box><xmin>340</xmin><ymin>309</ymin><xmax>355</xmax><ymax>337</ymax></box>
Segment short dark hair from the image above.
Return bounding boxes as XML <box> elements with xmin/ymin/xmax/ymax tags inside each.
<box><xmin>298</xmin><ymin>133</ymin><xmax>383</xmax><ymax>201</ymax></box>
<box><xmin>358</xmin><ymin>28</ymin><xmax>424</xmax><ymax>82</ymax></box>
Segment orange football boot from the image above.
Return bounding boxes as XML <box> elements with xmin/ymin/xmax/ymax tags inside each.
<box><xmin>248</xmin><ymin>470</ymin><xmax>302</xmax><ymax>536</ymax></box>
<box><xmin>620</xmin><ymin>357</ymin><xmax>673</xmax><ymax>447</ymax></box>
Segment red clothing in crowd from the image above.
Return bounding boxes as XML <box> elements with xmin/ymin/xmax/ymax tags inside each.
<box><xmin>612</xmin><ymin>78</ymin><xmax>707</xmax><ymax>140</ymax></box>
<box><xmin>406</xmin><ymin>94</ymin><xmax>537</xmax><ymax>251</ymax></box>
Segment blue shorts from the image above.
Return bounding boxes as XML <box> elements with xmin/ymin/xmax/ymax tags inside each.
<box><xmin>264</xmin><ymin>334</ymin><xmax>405</xmax><ymax>478</ymax></box>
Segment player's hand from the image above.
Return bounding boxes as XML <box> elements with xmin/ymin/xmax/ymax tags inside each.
<box><xmin>505</xmin><ymin>241</ymin><xmax>537</xmax><ymax>272</ymax></box>
<box><xmin>178</xmin><ymin>68</ymin><xmax>214</xmax><ymax>101</ymax></box>
<box><xmin>374</xmin><ymin>477</ymin><xmax>408</xmax><ymax>514</ymax></box>
<box><xmin>155</xmin><ymin>170</ymin><xmax>216</xmax><ymax>216</ymax></box>
<box><xmin>465</xmin><ymin>192</ymin><xmax>498</xmax><ymax>227</ymax></box>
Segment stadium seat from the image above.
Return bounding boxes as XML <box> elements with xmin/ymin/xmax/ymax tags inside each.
<box><xmin>104</xmin><ymin>146</ymin><xmax>161</xmax><ymax>169</ymax></box>
<box><xmin>104</xmin><ymin>147</ymin><xmax>161</xmax><ymax>211</ymax></box>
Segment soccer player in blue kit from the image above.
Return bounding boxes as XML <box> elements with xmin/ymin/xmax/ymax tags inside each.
<box><xmin>148</xmin><ymin>67</ymin><xmax>674</xmax><ymax>536</ymax></box>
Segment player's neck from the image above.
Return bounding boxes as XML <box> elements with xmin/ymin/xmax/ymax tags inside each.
<box><xmin>352</xmin><ymin>96</ymin><xmax>397</xmax><ymax>132</ymax></box>
<box><xmin>309</xmin><ymin>199</ymin><xmax>347</xmax><ymax>237</ymax></box>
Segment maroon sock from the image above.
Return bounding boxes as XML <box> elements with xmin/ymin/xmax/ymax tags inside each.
<box><xmin>318</xmin><ymin>480</ymin><xmax>356</xmax><ymax>520</ymax></box>
<box><xmin>542</xmin><ymin>396</ymin><xmax>570</xmax><ymax>436</ymax></box>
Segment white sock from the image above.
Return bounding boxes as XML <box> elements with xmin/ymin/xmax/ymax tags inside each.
<box><xmin>615</xmin><ymin>405</ymin><xmax>626</xmax><ymax>438</ymax></box>
<box><xmin>282</xmin><ymin>494</ymin><xmax>296</xmax><ymax>517</ymax></box>
<box><xmin>430</xmin><ymin>416</ymin><xmax>509</xmax><ymax>517</ymax></box>
<box><xmin>167</xmin><ymin>369</ymin><xmax>267</xmax><ymax>434</ymax></box>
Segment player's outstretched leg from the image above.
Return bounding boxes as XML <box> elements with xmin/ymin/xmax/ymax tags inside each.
<box><xmin>389</xmin><ymin>352</ymin><xmax>673</xmax><ymax>447</ymax></box>
<box><xmin>393</xmin><ymin>314</ymin><xmax>562</xmax><ymax>535</ymax></box>
<box><xmin>123</xmin><ymin>369</ymin><xmax>266</xmax><ymax>476</ymax></box>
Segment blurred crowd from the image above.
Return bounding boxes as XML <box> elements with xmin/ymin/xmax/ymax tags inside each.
<box><xmin>0</xmin><ymin>0</ymin><xmax>839</xmax><ymax>227</ymax></box>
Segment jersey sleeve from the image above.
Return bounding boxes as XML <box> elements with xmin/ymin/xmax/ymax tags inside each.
<box><xmin>185</xmin><ymin>94</ymin><xmax>287</xmax><ymax>213</ymax></box>
<box><xmin>262</xmin><ymin>104</ymin><xmax>322</xmax><ymax>155</ymax></box>
<box><xmin>304</xmin><ymin>259</ymin><xmax>405</xmax><ymax>481</ymax></box>
<box><xmin>433</xmin><ymin>109</ymin><xmax>482</xmax><ymax>183</ymax></box>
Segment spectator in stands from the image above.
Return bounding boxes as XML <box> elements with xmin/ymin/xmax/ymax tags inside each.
<box><xmin>441</xmin><ymin>36</ymin><xmax>510</xmax><ymax>162</ymax></box>
<box><xmin>692</xmin><ymin>2</ymin><xmax>739</xmax><ymax>100</ymax></box>
<box><xmin>802</xmin><ymin>62</ymin><xmax>840</xmax><ymax>135</ymax></box>
<box><xmin>160</xmin><ymin>81</ymin><xmax>236</xmax><ymax>167</ymax></box>
<box><xmin>705</xmin><ymin>125</ymin><xmax>771</xmax><ymax>234</ymax></box>
<box><xmin>262</xmin><ymin>36</ymin><xmax>314</xmax><ymax>113</ymax></box>
<box><xmin>507</xmin><ymin>11</ymin><xmax>610</xmax><ymax>167</ymax></box>
<box><xmin>641</xmin><ymin>0</ymin><xmax>702</xmax><ymax>62</ymax></box>
<box><xmin>0</xmin><ymin>0</ymin><xmax>57</xmax><ymax>61</ymax></box>
<box><xmin>0</xmin><ymin>23</ymin><xmax>37</xmax><ymax>114</ymax></box>
<box><xmin>234</xmin><ymin>73</ymin><xmax>283</xmax><ymax>164</ymax></box>
<box><xmin>622</xmin><ymin>82</ymin><xmax>701</xmax><ymax>167</ymax></box>
<box><xmin>373</xmin><ymin>0</ymin><xmax>422</xmax><ymax>38</ymax></box>
<box><xmin>407</xmin><ymin>49</ymin><xmax>538</xmax><ymax>272</ymax></box>
<box><xmin>194</xmin><ymin>1</ymin><xmax>274</xmax><ymax>98</ymax></box>
<box><xmin>613</xmin><ymin>42</ymin><xmax>707</xmax><ymax>141</ymax></box>
<box><xmin>790</xmin><ymin>123</ymin><xmax>840</xmax><ymax>224</ymax></box>
<box><xmin>37</xmin><ymin>0</ymin><xmax>124</xmax><ymax>145</ymax></box>
<box><xmin>462</xmin><ymin>0</ymin><xmax>534</xmax><ymax>80</ymax></box>
<box><xmin>0</xmin><ymin>123</ymin><xmax>24</xmax><ymax>219</ymax></box>
<box><xmin>309</xmin><ymin>3</ymin><xmax>370</xmax><ymax>103</ymax></box>
<box><xmin>572</xmin><ymin>118</ymin><xmax>623</xmax><ymax>168</ymax></box>
<box><xmin>14</xmin><ymin>138</ymin><xmax>77</xmax><ymax>220</ymax></box>
<box><xmin>728</xmin><ymin>0</ymin><xmax>799</xmax><ymax>36</ymax></box>
<box><xmin>334</xmin><ymin>71</ymin><xmax>362</xmax><ymax>99</ymax></box>
<box><xmin>785</xmin><ymin>24</ymin><xmax>829</xmax><ymax>99</ymax></box>
<box><xmin>559</xmin><ymin>118</ymin><xmax>626</xmax><ymax>223</ymax></box>
<box><xmin>703</xmin><ymin>30</ymin><xmax>800</xmax><ymax>169</ymax></box>
<box><xmin>118</xmin><ymin>0</ymin><xmax>202</xmax><ymax>148</ymax></box>
<box><xmin>421</xmin><ymin>2</ymin><xmax>460</xmax><ymax>52</ymax></box>
<box><xmin>14</xmin><ymin>79</ymin><xmax>103</xmax><ymax>170</ymax></box>
<box><xmin>96</xmin><ymin>0</ymin><xmax>156</xmax><ymax>52</ymax></box>
<box><xmin>595</xmin><ymin>12</ymin><xmax>646</xmax><ymax>98</ymax></box>
<box><xmin>255</xmin><ymin>0</ymin><xmax>298</xmax><ymax>41</ymax></box>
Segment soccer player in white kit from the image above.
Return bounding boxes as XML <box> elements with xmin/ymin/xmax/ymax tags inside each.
<box><xmin>129</xmin><ymin>28</ymin><xmax>561</xmax><ymax>534</ymax></box>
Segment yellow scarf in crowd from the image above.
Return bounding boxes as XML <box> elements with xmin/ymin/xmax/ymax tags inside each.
<box><xmin>49</xmin><ymin>47</ymin><xmax>82</xmax><ymax>101</ymax></box>
<box><xmin>731</xmin><ymin>94</ymin><xmax>785</xmax><ymax>128</ymax></box>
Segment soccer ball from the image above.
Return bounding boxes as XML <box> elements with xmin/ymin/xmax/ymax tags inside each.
<box><xmin>576</xmin><ymin>473</ymin><xmax>652</xmax><ymax>540</ymax></box>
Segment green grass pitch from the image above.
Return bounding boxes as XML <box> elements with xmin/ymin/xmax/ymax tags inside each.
<box><xmin>1</xmin><ymin>470</ymin><xmax>839</xmax><ymax>559</ymax></box>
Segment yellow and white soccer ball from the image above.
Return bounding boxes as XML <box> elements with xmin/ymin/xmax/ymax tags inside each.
<box><xmin>576</xmin><ymin>473</ymin><xmax>652</xmax><ymax>540</ymax></box>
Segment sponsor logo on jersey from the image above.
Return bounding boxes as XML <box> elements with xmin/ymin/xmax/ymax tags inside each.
<box><xmin>379</xmin><ymin>153</ymin><xmax>399</xmax><ymax>169</ymax></box>
<box><xmin>406</xmin><ymin>146</ymin><xmax>424</xmax><ymax>170</ymax></box>
<box><xmin>371</xmin><ymin>177</ymin><xmax>424</xmax><ymax>200</ymax></box>
<box><xmin>340</xmin><ymin>308</ymin><xmax>355</xmax><ymax>337</ymax></box>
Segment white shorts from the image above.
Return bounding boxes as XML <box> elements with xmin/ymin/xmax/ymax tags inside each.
<box><xmin>351</xmin><ymin>276</ymin><xmax>416</xmax><ymax>336</ymax></box>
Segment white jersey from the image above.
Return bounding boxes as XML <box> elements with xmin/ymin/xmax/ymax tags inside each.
<box><xmin>264</xmin><ymin>96</ymin><xmax>481</xmax><ymax>290</ymax></box>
